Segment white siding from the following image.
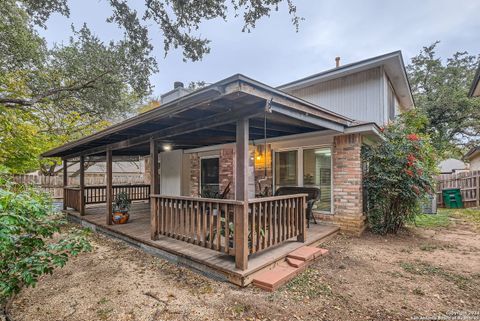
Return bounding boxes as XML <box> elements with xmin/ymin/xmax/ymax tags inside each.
<box><xmin>470</xmin><ymin>155</ymin><xmax>480</xmax><ymax>171</ymax></box>
<box><xmin>286</xmin><ymin>67</ymin><xmax>386</xmax><ymax>125</ymax></box>
<box><xmin>159</xmin><ymin>150</ymin><xmax>183</xmax><ymax>196</ymax></box>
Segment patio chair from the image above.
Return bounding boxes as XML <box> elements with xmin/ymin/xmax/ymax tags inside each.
<box><xmin>274</xmin><ymin>187</ymin><xmax>320</xmax><ymax>228</ymax></box>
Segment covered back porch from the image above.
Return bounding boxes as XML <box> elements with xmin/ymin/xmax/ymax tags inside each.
<box><xmin>45</xmin><ymin>74</ymin><xmax>352</xmax><ymax>272</ymax></box>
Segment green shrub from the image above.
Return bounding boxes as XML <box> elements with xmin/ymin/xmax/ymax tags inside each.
<box><xmin>362</xmin><ymin>112</ymin><xmax>437</xmax><ymax>234</ymax></box>
<box><xmin>0</xmin><ymin>169</ymin><xmax>91</xmax><ymax>306</ymax></box>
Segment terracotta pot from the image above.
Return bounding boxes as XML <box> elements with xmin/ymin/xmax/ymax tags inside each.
<box><xmin>112</xmin><ymin>211</ymin><xmax>129</xmax><ymax>224</ymax></box>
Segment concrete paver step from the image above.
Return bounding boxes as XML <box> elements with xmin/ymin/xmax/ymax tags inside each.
<box><xmin>287</xmin><ymin>246</ymin><xmax>328</xmax><ymax>261</ymax></box>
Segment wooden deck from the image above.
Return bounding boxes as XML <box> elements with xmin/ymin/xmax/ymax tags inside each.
<box><xmin>66</xmin><ymin>202</ymin><xmax>339</xmax><ymax>286</ymax></box>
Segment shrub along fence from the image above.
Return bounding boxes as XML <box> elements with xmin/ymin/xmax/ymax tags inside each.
<box><xmin>436</xmin><ymin>170</ymin><xmax>480</xmax><ymax>208</ymax></box>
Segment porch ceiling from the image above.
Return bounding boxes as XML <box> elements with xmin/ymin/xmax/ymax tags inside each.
<box><xmin>43</xmin><ymin>74</ymin><xmax>352</xmax><ymax>159</ymax></box>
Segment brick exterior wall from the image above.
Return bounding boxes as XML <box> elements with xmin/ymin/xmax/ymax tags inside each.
<box><xmin>189</xmin><ymin>148</ymin><xmax>235</xmax><ymax>199</ymax></box>
<box><xmin>328</xmin><ymin>133</ymin><xmax>366</xmax><ymax>235</ymax></box>
<box><xmin>189</xmin><ymin>153</ymin><xmax>200</xmax><ymax>197</ymax></box>
<box><xmin>219</xmin><ymin>148</ymin><xmax>235</xmax><ymax>199</ymax></box>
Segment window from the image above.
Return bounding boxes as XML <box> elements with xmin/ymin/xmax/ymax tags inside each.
<box><xmin>201</xmin><ymin>157</ymin><xmax>219</xmax><ymax>196</ymax></box>
<box><xmin>303</xmin><ymin>148</ymin><xmax>332</xmax><ymax>212</ymax></box>
<box><xmin>274</xmin><ymin>150</ymin><xmax>297</xmax><ymax>188</ymax></box>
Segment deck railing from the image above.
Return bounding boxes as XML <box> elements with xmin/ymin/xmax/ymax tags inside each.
<box><xmin>248</xmin><ymin>194</ymin><xmax>307</xmax><ymax>254</ymax></box>
<box><xmin>84</xmin><ymin>184</ymin><xmax>150</xmax><ymax>204</ymax></box>
<box><xmin>63</xmin><ymin>184</ymin><xmax>150</xmax><ymax>211</ymax></box>
<box><xmin>151</xmin><ymin>194</ymin><xmax>307</xmax><ymax>268</ymax></box>
<box><xmin>64</xmin><ymin>187</ymin><xmax>81</xmax><ymax>210</ymax></box>
<box><xmin>152</xmin><ymin>195</ymin><xmax>243</xmax><ymax>255</ymax></box>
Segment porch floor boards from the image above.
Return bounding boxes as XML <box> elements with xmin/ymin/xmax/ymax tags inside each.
<box><xmin>65</xmin><ymin>201</ymin><xmax>339</xmax><ymax>286</ymax></box>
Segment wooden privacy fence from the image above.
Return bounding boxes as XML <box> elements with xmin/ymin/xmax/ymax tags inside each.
<box><xmin>64</xmin><ymin>184</ymin><xmax>150</xmax><ymax>211</ymax></box>
<box><xmin>11</xmin><ymin>174</ymin><xmax>146</xmax><ymax>199</ymax></box>
<box><xmin>436</xmin><ymin>170</ymin><xmax>480</xmax><ymax>208</ymax></box>
<box><xmin>152</xmin><ymin>194</ymin><xmax>307</xmax><ymax>258</ymax></box>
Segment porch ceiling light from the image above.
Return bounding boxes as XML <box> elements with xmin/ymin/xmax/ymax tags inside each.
<box><xmin>163</xmin><ymin>144</ymin><xmax>172</xmax><ymax>151</ymax></box>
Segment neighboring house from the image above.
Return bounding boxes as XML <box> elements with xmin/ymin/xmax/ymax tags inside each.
<box><xmin>438</xmin><ymin>158</ymin><xmax>469</xmax><ymax>174</ymax></box>
<box><xmin>469</xmin><ymin>62</ymin><xmax>480</xmax><ymax>97</ymax></box>
<box><xmin>465</xmin><ymin>147</ymin><xmax>480</xmax><ymax>170</ymax></box>
<box><xmin>43</xmin><ymin>51</ymin><xmax>413</xmax><ymax>276</ymax></box>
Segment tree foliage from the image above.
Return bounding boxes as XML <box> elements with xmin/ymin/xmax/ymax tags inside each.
<box><xmin>0</xmin><ymin>0</ymin><xmax>300</xmax><ymax>173</ymax></box>
<box><xmin>0</xmin><ymin>168</ymin><xmax>91</xmax><ymax>306</ymax></box>
<box><xmin>362</xmin><ymin>111</ymin><xmax>437</xmax><ymax>234</ymax></box>
<box><xmin>407</xmin><ymin>42</ymin><xmax>480</xmax><ymax>157</ymax></box>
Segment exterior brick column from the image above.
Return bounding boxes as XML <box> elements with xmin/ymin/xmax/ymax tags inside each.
<box><xmin>332</xmin><ymin>134</ymin><xmax>366</xmax><ymax>235</ymax></box>
<box><xmin>190</xmin><ymin>154</ymin><xmax>200</xmax><ymax>197</ymax></box>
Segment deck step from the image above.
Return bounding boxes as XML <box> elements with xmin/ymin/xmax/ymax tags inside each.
<box><xmin>287</xmin><ymin>246</ymin><xmax>328</xmax><ymax>261</ymax></box>
<box><xmin>252</xmin><ymin>261</ymin><xmax>305</xmax><ymax>292</ymax></box>
<box><xmin>253</xmin><ymin>246</ymin><xmax>329</xmax><ymax>292</ymax></box>
<box><xmin>286</xmin><ymin>257</ymin><xmax>305</xmax><ymax>268</ymax></box>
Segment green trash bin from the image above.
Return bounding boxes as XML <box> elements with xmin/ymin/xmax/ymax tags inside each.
<box><xmin>442</xmin><ymin>188</ymin><xmax>463</xmax><ymax>208</ymax></box>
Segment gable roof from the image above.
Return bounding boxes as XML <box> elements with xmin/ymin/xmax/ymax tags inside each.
<box><xmin>464</xmin><ymin>146</ymin><xmax>480</xmax><ymax>161</ymax></box>
<box><xmin>469</xmin><ymin>62</ymin><xmax>480</xmax><ymax>97</ymax></box>
<box><xmin>278</xmin><ymin>51</ymin><xmax>414</xmax><ymax>109</ymax></box>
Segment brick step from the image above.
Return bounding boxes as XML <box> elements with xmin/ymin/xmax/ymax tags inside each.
<box><xmin>286</xmin><ymin>257</ymin><xmax>305</xmax><ymax>268</ymax></box>
<box><xmin>287</xmin><ymin>246</ymin><xmax>328</xmax><ymax>261</ymax></box>
<box><xmin>252</xmin><ymin>246</ymin><xmax>329</xmax><ymax>292</ymax></box>
<box><xmin>252</xmin><ymin>261</ymin><xmax>305</xmax><ymax>292</ymax></box>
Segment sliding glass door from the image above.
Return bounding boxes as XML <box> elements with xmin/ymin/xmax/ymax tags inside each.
<box><xmin>303</xmin><ymin>148</ymin><xmax>332</xmax><ymax>212</ymax></box>
<box><xmin>274</xmin><ymin>150</ymin><xmax>298</xmax><ymax>189</ymax></box>
<box><xmin>274</xmin><ymin>147</ymin><xmax>332</xmax><ymax>213</ymax></box>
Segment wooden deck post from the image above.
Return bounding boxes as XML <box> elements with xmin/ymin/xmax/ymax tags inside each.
<box><xmin>106</xmin><ymin>149</ymin><xmax>113</xmax><ymax>225</ymax></box>
<box><xmin>150</xmin><ymin>138</ymin><xmax>159</xmax><ymax>240</ymax></box>
<box><xmin>62</xmin><ymin>159</ymin><xmax>68</xmax><ymax>210</ymax></box>
<box><xmin>235</xmin><ymin>118</ymin><xmax>249</xmax><ymax>270</ymax></box>
<box><xmin>79</xmin><ymin>155</ymin><xmax>85</xmax><ymax>216</ymax></box>
<box><xmin>297</xmin><ymin>195</ymin><xmax>307</xmax><ymax>242</ymax></box>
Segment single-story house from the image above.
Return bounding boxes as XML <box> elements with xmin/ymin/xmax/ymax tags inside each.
<box><xmin>438</xmin><ymin>158</ymin><xmax>469</xmax><ymax>174</ymax></box>
<box><xmin>42</xmin><ymin>51</ymin><xmax>413</xmax><ymax>281</ymax></box>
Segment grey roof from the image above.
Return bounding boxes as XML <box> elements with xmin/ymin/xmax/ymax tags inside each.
<box><xmin>438</xmin><ymin>158</ymin><xmax>468</xmax><ymax>174</ymax></box>
<box><xmin>42</xmin><ymin>74</ymin><xmax>353</xmax><ymax>158</ymax></box>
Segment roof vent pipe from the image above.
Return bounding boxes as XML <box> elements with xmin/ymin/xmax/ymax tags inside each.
<box><xmin>174</xmin><ymin>81</ymin><xmax>184</xmax><ymax>89</ymax></box>
<box><xmin>335</xmin><ymin>56</ymin><xmax>341</xmax><ymax>68</ymax></box>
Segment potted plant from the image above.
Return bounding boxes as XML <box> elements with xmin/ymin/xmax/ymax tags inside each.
<box><xmin>111</xmin><ymin>191</ymin><xmax>131</xmax><ymax>224</ymax></box>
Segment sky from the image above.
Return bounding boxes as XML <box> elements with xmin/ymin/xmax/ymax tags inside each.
<box><xmin>38</xmin><ymin>0</ymin><xmax>480</xmax><ymax>98</ymax></box>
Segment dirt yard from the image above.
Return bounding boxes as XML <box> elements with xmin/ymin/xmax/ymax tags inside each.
<box><xmin>10</xmin><ymin>209</ymin><xmax>480</xmax><ymax>321</ymax></box>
